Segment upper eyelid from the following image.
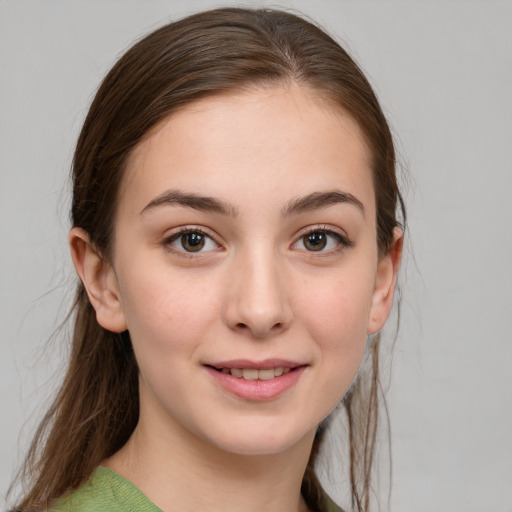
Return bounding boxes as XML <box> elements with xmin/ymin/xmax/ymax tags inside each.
<box><xmin>295</xmin><ymin>224</ymin><xmax>350</xmax><ymax>240</ymax></box>
<box><xmin>164</xmin><ymin>225</ymin><xmax>219</xmax><ymax>241</ymax></box>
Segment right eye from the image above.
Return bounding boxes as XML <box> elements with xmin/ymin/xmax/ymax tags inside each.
<box><xmin>165</xmin><ymin>229</ymin><xmax>219</xmax><ymax>254</ymax></box>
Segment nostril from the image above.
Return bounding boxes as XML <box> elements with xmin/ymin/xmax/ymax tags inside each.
<box><xmin>234</xmin><ymin>321</ymin><xmax>284</xmax><ymax>333</ymax></box>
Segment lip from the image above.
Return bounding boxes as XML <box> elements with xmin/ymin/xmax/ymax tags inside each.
<box><xmin>204</xmin><ymin>359</ymin><xmax>307</xmax><ymax>401</ymax></box>
<box><xmin>207</xmin><ymin>358</ymin><xmax>303</xmax><ymax>370</ymax></box>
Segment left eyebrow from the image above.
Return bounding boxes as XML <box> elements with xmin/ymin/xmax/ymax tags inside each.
<box><xmin>282</xmin><ymin>191</ymin><xmax>365</xmax><ymax>217</ymax></box>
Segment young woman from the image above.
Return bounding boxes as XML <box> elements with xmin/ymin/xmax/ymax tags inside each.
<box><xmin>11</xmin><ymin>7</ymin><xmax>405</xmax><ymax>512</ymax></box>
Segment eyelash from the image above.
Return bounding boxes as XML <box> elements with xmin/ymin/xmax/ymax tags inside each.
<box><xmin>162</xmin><ymin>227</ymin><xmax>221</xmax><ymax>257</ymax></box>
<box><xmin>162</xmin><ymin>225</ymin><xmax>354</xmax><ymax>257</ymax></box>
<box><xmin>294</xmin><ymin>226</ymin><xmax>354</xmax><ymax>253</ymax></box>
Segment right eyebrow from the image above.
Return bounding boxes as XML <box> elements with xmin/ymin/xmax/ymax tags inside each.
<box><xmin>139</xmin><ymin>189</ymin><xmax>239</xmax><ymax>217</ymax></box>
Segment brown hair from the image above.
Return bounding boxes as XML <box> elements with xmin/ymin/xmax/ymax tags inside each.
<box><xmin>12</xmin><ymin>7</ymin><xmax>405</xmax><ymax>512</ymax></box>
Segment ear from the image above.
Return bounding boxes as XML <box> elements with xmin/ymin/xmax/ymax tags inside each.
<box><xmin>367</xmin><ymin>228</ymin><xmax>403</xmax><ymax>334</ymax></box>
<box><xmin>69</xmin><ymin>227</ymin><xmax>127</xmax><ymax>333</ymax></box>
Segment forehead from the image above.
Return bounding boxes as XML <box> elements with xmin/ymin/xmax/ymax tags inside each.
<box><xmin>119</xmin><ymin>84</ymin><xmax>375</xmax><ymax>218</ymax></box>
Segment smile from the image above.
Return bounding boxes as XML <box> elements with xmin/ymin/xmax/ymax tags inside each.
<box><xmin>205</xmin><ymin>360</ymin><xmax>306</xmax><ymax>400</ymax></box>
<box><xmin>217</xmin><ymin>367</ymin><xmax>292</xmax><ymax>380</ymax></box>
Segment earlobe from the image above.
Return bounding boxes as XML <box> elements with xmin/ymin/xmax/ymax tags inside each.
<box><xmin>367</xmin><ymin>228</ymin><xmax>403</xmax><ymax>334</ymax></box>
<box><xmin>69</xmin><ymin>227</ymin><xmax>127</xmax><ymax>333</ymax></box>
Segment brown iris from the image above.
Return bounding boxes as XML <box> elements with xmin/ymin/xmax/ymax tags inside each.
<box><xmin>303</xmin><ymin>232</ymin><xmax>327</xmax><ymax>251</ymax></box>
<box><xmin>181</xmin><ymin>232</ymin><xmax>205</xmax><ymax>252</ymax></box>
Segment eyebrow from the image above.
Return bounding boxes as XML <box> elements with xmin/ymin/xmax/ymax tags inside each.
<box><xmin>282</xmin><ymin>191</ymin><xmax>365</xmax><ymax>217</ymax></box>
<box><xmin>140</xmin><ymin>189</ymin><xmax>364</xmax><ymax>218</ymax></box>
<box><xmin>140</xmin><ymin>190</ymin><xmax>239</xmax><ymax>216</ymax></box>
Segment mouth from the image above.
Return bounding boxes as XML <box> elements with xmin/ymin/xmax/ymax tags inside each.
<box><xmin>209</xmin><ymin>366</ymin><xmax>294</xmax><ymax>381</ymax></box>
<box><xmin>204</xmin><ymin>360</ymin><xmax>306</xmax><ymax>401</ymax></box>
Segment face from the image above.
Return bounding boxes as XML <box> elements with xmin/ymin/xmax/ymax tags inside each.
<box><xmin>84</xmin><ymin>84</ymin><xmax>399</xmax><ymax>457</ymax></box>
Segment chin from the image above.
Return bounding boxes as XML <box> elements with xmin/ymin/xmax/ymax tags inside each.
<box><xmin>202</xmin><ymin>421</ymin><xmax>316</xmax><ymax>457</ymax></box>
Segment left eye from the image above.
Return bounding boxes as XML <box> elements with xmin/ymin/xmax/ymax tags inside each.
<box><xmin>168</xmin><ymin>230</ymin><xmax>218</xmax><ymax>253</ymax></box>
<box><xmin>294</xmin><ymin>230</ymin><xmax>346</xmax><ymax>252</ymax></box>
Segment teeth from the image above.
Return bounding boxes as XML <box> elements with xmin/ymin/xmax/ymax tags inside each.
<box><xmin>220</xmin><ymin>367</ymin><xmax>293</xmax><ymax>380</ymax></box>
<box><xmin>258</xmin><ymin>369</ymin><xmax>275</xmax><ymax>381</ymax></box>
<box><xmin>242</xmin><ymin>368</ymin><xmax>259</xmax><ymax>380</ymax></box>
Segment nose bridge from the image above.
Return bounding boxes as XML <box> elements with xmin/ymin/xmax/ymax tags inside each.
<box><xmin>224</xmin><ymin>242</ymin><xmax>292</xmax><ymax>338</ymax></box>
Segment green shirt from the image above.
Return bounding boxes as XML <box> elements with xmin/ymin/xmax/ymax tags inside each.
<box><xmin>48</xmin><ymin>466</ymin><xmax>342</xmax><ymax>512</ymax></box>
<box><xmin>48</xmin><ymin>467</ymin><xmax>160</xmax><ymax>511</ymax></box>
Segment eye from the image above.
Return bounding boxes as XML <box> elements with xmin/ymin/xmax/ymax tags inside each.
<box><xmin>165</xmin><ymin>229</ymin><xmax>219</xmax><ymax>254</ymax></box>
<box><xmin>293</xmin><ymin>228</ymin><xmax>352</xmax><ymax>252</ymax></box>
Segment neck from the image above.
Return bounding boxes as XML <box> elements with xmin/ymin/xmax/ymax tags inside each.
<box><xmin>105</xmin><ymin>414</ymin><xmax>316</xmax><ymax>512</ymax></box>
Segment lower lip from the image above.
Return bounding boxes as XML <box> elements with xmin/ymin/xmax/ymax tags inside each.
<box><xmin>205</xmin><ymin>366</ymin><xmax>306</xmax><ymax>401</ymax></box>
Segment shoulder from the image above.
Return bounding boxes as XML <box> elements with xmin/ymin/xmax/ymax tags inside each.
<box><xmin>323</xmin><ymin>492</ymin><xmax>345</xmax><ymax>512</ymax></box>
<box><xmin>46</xmin><ymin>467</ymin><xmax>162</xmax><ymax>512</ymax></box>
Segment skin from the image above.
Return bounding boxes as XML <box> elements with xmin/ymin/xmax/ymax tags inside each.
<box><xmin>70</xmin><ymin>83</ymin><xmax>402</xmax><ymax>512</ymax></box>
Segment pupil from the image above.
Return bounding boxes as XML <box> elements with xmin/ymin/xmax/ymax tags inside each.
<box><xmin>182</xmin><ymin>233</ymin><xmax>205</xmax><ymax>252</ymax></box>
<box><xmin>305</xmin><ymin>232</ymin><xmax>326</xmax><ymax>251</ymax></box>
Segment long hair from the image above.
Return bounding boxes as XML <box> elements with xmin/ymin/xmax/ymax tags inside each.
<box><xmin>11</xmin><ymin>8</ymin><xmax>405</xmax><ymax>511</ymax></box>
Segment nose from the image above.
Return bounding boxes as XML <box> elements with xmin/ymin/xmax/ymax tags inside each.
<box><xmin>222</xmin><ymin>248</ymin><xmax>292</xmax><ymax>339</ymax></box>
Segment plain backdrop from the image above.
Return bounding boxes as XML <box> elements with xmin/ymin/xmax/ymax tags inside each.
<box><xmin>1</xmin><ymin>1</ymin><xmax>511</xmax><ymax>511</ymax></box>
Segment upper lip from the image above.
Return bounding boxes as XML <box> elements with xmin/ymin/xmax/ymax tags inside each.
<box><xmin>205</xmin><ymin>358</ymin><xmax>304</xmax><ymax>370</ymax></box>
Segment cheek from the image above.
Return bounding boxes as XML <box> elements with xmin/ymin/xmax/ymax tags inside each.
<box><xmin>293</xmin><ymin>270</ymin><xmax>375</xmax><ymax>389</ymax></box>
<box><xmin>297</xmin><ymin>275</ymin><xmax>374</xmax><ymax>342</ymax></box>
<box><xmin>118</xmin><ymin>269</ymin><xmax>220</xmax><ymax>354</ymax></box>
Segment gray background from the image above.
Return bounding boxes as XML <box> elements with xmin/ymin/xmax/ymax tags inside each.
<box><xmin>1</xmin><ymin>1</ymin><xmax>511</xmax><ymax>511</ymax></box>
